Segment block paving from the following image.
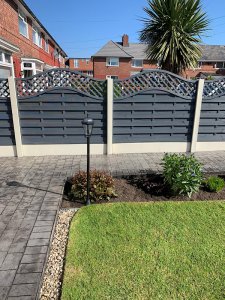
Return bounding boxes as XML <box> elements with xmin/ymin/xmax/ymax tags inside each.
<box><xmin>0</xmin><ymin>151</ymin><xmax>225</xmax><ymax>299</ymax></box>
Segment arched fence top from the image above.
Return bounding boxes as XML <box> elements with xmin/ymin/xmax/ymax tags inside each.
<box><xmin>203</xmin><ymin>78</ymin><xmax>225</xmax><ymax>99</ymax></box>
<box><xmin>15</xmin><ymin>68</ymin><xmax>106</xmax><ymax>100</ymax></box>
<box><xmin>113</xmin><ymin>70</ymin><xmax>198</xmax><ymax>100</ymax></box>
<box><xmin>0</xmin><ymin>78</ymin><xmax>9</xmax><ymax>98</ymax></box>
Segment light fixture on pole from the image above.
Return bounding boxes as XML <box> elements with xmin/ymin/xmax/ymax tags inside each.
<box><xmin>82</xmin><ymin>117</ymin><xmax>94</xmax><ymax>205</ymax></box>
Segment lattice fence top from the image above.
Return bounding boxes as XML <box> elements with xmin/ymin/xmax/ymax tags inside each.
<box><xmin>0</xmin><ymin>79</ymin><xmax>10</xmax><ymax>98</ymax></box>
<box><xmin>113</xmin><ymin>70</ymin><xmax>197</xmax><ymax>100</ymax></box>
<box><xmin>203</xmin><ymin>78</ymin><xmax>225</xmax><ymax>99</ymax></box>
<box><xmin>16</xmin><ymin>69</ymin><xmax>105</xmax><ymax>99</ymax></box>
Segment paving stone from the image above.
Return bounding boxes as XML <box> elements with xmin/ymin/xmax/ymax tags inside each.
<box><xmin>27</xmin><ymin>238</ymin><xmax>49</xmax><ymax>247</ymax></box>
<box><xmin>34</xmin><ymin>220</ymin><xmax>54</xmax><ymax>227</ymax></box>
<box><xmin>8</xmin><ymin>283</ymin><xmax>38</xmax><ymax>297</ymax></box>
<box><xmin>29</xmin><ymin>231</ymin><xmax>51</xmax><ymax>239</ymax></box>
<box><xmin>0</xmin><ymin>253</ymin><xmax>23</xmax><ymax>270</ymax></box>
<box><xmin>8</xmin><ymin>296</ymin><xmax>35</xmax><ymax>300</ymax></box>
<box><xmin>21</xmin><ymin>253</ymin><xmax>46</xmax><ymax>264</ymax></box>
<box><xmin>17</xmin><ymin>262</ymin><xmax>44</xmax><ymax>273</ymax></box>
<box><xmin>36</xmin><ymin>214</ymin><xmax>55</xmax><ymax>221</ymax></box>
<box><xmin>0</xmin><ymin>286</ymin><xmax>10</xmax><ymax>300</ymax></box>
<box><xmin>0</xmin><ymin>270</ymin><xmax>16</xmax><ymax>287</ymax></box>
<box><xmin>32</xmin><ymin>226</ymin><xmax>52</xmax><ymax>233</ymax></box>
<box><xmin>24</xmin><ymin>246</ymin><xmax>48</xmax><ymax>255</ymax></box>
<box><xmin>8</xmin><ymin>241</ymin><xmax>27</xmax><ymax>253</ymax></box>
<box><xmin>13</xmin><ymin>272</ymin><xmax>41</xmax><ymax>284</ymax></box>
<box><xmin>0</xmin><ymin>252</ymin><xmax>7</xmax><ymax>267</ymax></box>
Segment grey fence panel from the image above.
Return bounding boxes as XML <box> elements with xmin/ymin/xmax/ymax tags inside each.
<box><xmin>113</xmin><ymin>91</ymin><xmax>195</xmax><ymax>143</ymax></box>
<box><xmin>199</xmin><ymin>95</ymin><xmax>225</xmax><ymax>141</ymax></box>
<box><xmin>0</xmin><ymin>97</ymin><xmax>15</xmax><ymax>146</ymax></box>
<box><xmin>18</xmin><ymin>90</ymin><xmax>106</xmax><ymax>145</ymax></box>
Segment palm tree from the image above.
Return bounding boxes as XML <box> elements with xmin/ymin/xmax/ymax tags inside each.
<box><xmin>139</xmin><ymin>0</ymin><xmax>208</xmax><ymax>74</ymax></box>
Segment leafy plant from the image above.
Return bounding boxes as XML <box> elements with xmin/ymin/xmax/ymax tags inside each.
<box><xmin>162</xmin><ymin>153</ymin><xmax>203</xmax><ymax>197</ymax></box>
<box><xmin>139</xmin><ymin>0</ymin><xmax>209</xmax><ymax>74</ymax></box>
<box><xmin>203</xmin><ymin>176</ymin><xmax>225</xmax><ymax>193</ymax></box>
<box><xmin>70</xmin><ymin>170</ymin><xmax>117</xmax><ymax>203</ymax></box>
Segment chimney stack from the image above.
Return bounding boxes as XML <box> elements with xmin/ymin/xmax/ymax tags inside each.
<box><xmin>122</xmin><ymin>34</ymin><xmax>129</xmax><ymax>47</ymax></box>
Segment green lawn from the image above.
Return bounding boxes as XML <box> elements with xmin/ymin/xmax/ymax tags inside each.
<box><xmin>61</xmin><ymin>202</ymin><xmax>225</xmax><ymax>300</ymax></box>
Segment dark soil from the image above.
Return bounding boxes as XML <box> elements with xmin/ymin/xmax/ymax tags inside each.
<box><xmin>61</xmin><ymin>174</ymin><xmax>225</xmax><ymax>208</ymax></box>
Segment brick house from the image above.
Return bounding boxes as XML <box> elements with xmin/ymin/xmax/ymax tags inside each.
<box><xmin>92</xmin><ymin>35</ymin><xmax>157</xmax><ymax>80</ymax></box>
<box><xmin>0</xmin><ymin>0</ymin><xmax>67</xmax><ymax>78</ymax></box>
<box><xmin>66</xmin><ymin>58</ymin><xmax>93</xmax><ymax>77</ymax></box>
<box><xmin>92</xmin><ymin>35</ymin><xmax>225</xmax><ymax>80</ymax></box>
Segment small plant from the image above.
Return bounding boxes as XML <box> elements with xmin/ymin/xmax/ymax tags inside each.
<box><xmin>70</xmin><ymin>170</ymin><xmax>117</xmax><ymax>203</ymax></box>
<box><xmin>203</xmin><ymin>176</ymin><xmax>225</xmax><ymax>193</ymax></box>
<box><xmin>162</xmin><ymin>153</ymin><xmax>203</xmax><ymax>197</ymax></box>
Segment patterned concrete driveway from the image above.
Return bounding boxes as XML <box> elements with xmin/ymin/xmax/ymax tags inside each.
<box><xmin>0</xmin><ymin>151</ymin><xmax>225</xmax><ymax>299</ymax></box>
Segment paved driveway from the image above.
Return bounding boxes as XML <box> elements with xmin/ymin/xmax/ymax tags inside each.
<box><xmin>0</xmin><ymin>152</ymin><xmax>225</xmax><ymax>299</ymax></box>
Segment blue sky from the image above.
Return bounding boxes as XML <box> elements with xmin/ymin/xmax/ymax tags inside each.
<box><xmin>25</xmin><ymin>0</ymin><xmax>225</xmax><ymax>58</ymax></box>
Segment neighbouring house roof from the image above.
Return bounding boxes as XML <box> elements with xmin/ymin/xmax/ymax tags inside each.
<box><xmin>200</xmin><ymin>45</ymin><xmax>225</xmax><ymax>61</ymax></box>
<box><xmin>93</xmin><ymin>40</ymin><xmax>225</xmax><ymax>61</ymax></box>
<box><xmin>15</xmin><ymin>0</ymin><xmax>67</xmax><ymax>57</ymax></box>
<box><xmin>93</xmin><ymin>41</ymin><xmax>133</xmax><ymax>58</ymax></box>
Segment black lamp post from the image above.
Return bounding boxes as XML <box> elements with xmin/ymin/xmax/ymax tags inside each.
<box><xmin>82</xmin><ymin>118</ymin><xmax>94</xmax><ymax>205</ymax></box>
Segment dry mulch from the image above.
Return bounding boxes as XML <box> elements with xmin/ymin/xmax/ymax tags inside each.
<box><xmin>61</xmin><ymin>174</ymin><xmax>225</xmax><ymax>209</ymax></box>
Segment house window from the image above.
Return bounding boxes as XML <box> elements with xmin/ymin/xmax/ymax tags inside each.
<box><xmin>21</xmin><ymin>59</ymin><xmax>44</xmax><ymax>78</ymax></box>
<box><xmin>132</xmin><ymin>59</ymin><xmax>143</xmax><ymax>68</ymax></box>
<box><xmin>0</xmin><ymin>49</ymin><xmax>13</xmax><ymax>78</ymax></box>
<box><xmin>106</xmin><ymin>57</ymin><xmax>119</xmax><ymax>67</ymax></box>
<box><xmin>74</xmin><ymin>59</ymin><xmax>79</xmax><ymax>68</ymax></box>
<box><xmin>86</xmin><ymin>59</ymin><xmax>89</xmax><ymax>64</ymax></box>
<box><xmin>32</xmin><ymin>26</ymin><xmax>41</xmax><ymax>46</ymax></box>
<box><xmin>215</xmin><ymin>62</ymin><xmax>225</xmax><ymax>68</ymax></box>
<box><xmin>18</xmin><ymin>10</ymin><xmax>28</xmax><ymax>38</ymax></box>
<box><xmin>106</xmin><ymin>75</ymin><xmax>118</xmax><ymax>80</ymax></box>
<box><xmin>45</xmin><ymin>38</ymin><xmax>49</xmax><ymax>52</ymax></box>
<box><xmin>87</xmin><ymin>71</ymin><xmax>93</xmax><ymax>77</ymax></box>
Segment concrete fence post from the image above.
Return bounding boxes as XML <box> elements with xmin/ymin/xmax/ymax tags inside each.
<box><xmin>107</xmin><ymin>78</ymin><xmax>113</xmax><ymax>155</ymax></box>
<box><xmin>191</xmin><ymin>78</ymin><xmax>204</xmax><ymax>153</ymax></box>
<box><xmin>8</xmin><ymin>76</ymin><xmax>23</xmax><ymax>157</ymax></box>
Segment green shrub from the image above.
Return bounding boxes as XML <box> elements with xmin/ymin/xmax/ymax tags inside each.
<box><xmin>162</xmin><ymin>153</ymin><xmax>203</xmax><ymax>197</ymax></box>
<box><xmin>70</xmin><ymin>170</ymin><xmax>117</xmax><ymax>203</ymax></box>
<box><xmin>203</xmin><ymin>176</ymin><xmax>225</xmax><ymax>193</ymax></box>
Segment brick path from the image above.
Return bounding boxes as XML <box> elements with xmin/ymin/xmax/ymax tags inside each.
<box><xmin>0</xmin><ymin>151</ymin><xmax>225</xmax><ymax>299</ymax></box>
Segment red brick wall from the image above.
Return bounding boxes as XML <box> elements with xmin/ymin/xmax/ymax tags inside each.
<box><xmin>184</xmin><ymin>64</ymin><xmax>225</xmax><ymax>79</ymax></box>
<box><xmin>68</xmin><ymin>58</ymin><xmax>93</xmax><ymax>72</ymax></box>
<box><xmin>0</xmin><ymin>0</ymin><xmax>65</xmax><ymax>77</ymax></box>
<box><xmin>93</xmin><ymin>57</ymin><xmax>158</xmax><ymax>80</ymax></box>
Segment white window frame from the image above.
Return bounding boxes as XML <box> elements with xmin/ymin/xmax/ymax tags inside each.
<box><xmin>0</xmin><ymin>49</ymin><xmax>13</xmax><ymax>78</ymax></box>
<box><xmin>131</xmin><ymin>59</ymin><xmax>143</xmax><ymax>68</ymax></box>
<box><xmin>74</xmin><ymin>59</ymin><xmax>79</xmax><ymax>68</ymax></box>
<box><xmin>45</xmin><ymin>38</ymin><xmax>49</xmax><ymax>53</ymax></box>
<box><xmin>18</xmin><ymin>10</ymin><xmax>28</xmax><ymax>38</ymax></box>
<box><xmin>106</xmin><ymin>75</ymin><xmax>118</xmax><ymax>80</ymax></box>
<box><xmin>32</xmin><ymin>25</ymin><xmax>41</xmax><ymax>47</ymax></box>
<box><xmin>106</xmin><ymin>57</ymin><xmax>119</xmax><ymax>67</ymax></box>
<box><xmin>21</xmin><ymin>58</ymin><xmax>44</xmax><ymax>78</ymax></box>
<box><xmin>86</xmin><ymin>59</ymin><xmax>90</xmax><ymax>64</ymax></box>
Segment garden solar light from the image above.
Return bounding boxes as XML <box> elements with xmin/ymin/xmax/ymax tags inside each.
<box><xmin>82</xmin><ymin>118</ymin><xmax>94</xmax><ymax>205</ymax></box>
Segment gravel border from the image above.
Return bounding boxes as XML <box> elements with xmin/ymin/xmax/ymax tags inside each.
<box><xmin>39</xmin><ymin>208</ymin><xmax>78</xmax><ymax>300</ymax></box>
